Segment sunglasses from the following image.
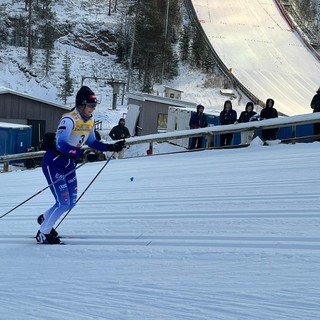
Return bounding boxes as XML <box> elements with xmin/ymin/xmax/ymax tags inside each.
<box><xmin>85</xmin><ymin>103</ymin><xmax>97</xmax><ymax>108</ymax></box>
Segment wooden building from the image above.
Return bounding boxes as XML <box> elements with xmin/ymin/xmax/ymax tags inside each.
<box><xmin>0</xmin><ymin>88</ymin><xmax>71</xmax><ymax>147</ymax></box>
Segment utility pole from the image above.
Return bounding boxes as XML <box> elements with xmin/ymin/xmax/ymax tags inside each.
<box><xmin>127</xmin><ymin>14</ymin><xmax>136</xmax><ymax>93</ymax></box>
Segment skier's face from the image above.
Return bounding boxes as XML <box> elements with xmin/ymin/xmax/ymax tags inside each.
<box><xmin>82</xmin><ymin>104</ymin><xmax>96</xmax><ymax>117</ymax></box>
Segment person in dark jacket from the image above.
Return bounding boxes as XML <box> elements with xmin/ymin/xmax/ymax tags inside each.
<box><xmin>189</xmin><ymin>104</ymin><xmax>208</xmax><ymax>149</ymax></box>
<box><xmin>260</xmin><ymin>98</ymin><xmax>278</xmax><ymax>141</ymax></box>
<box><xmin>109</xmin><ymin>118</ymin><xmax>130</xmax><ymax>140</ymax></box>
<box><xmin>219</xmin><ymin>100</ymin><xmax>237</xmax><ymax>146</ymax></box>
<box><xmin>310</xmin><ymin>87</ymin><xmax>320</xmax><ymax>141</ymax></box>
<box><xmin>109</xmin><ymin>118</ymin><xmax>130</xmax><ymax>158</ymax></box>
<box><xmin>237</xmin><ymin>101</ymin><xmax>258</xmax><ymax>144</ymax></box>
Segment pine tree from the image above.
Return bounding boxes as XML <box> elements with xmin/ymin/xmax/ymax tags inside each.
<box><xmin>180</xmin><ymin>25</ymin><xmax>191</xmax><ymax>62</ymax></box>
<box><xmin>58</xmin><ymin>51</ymin><xmax>74</xmax><ymax>104</ymax></box>
<box><xmin>0</xmin><ymin>20</ymin><xmax>9</xmax><ymax>48</ymax></box>
<box><xmin>127</xmin><ymin>0</ymin><xmax>181</xmax><ymax>86</ymax></box>
<box><xmin>11</xmin><ymin>16</ymin><xmax>28</xmax><ymax>47</ymax></box>
<box><xmin>190</xmin><ymin>27</ymin><xmax>206</xmax><ymax>69</ymax></box>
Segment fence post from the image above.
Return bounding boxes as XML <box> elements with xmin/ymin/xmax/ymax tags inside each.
<box><xmin>147</xmin><ymin>142</ymin><xmax>153</xmax><ymax>155</ymax></box>
<box><xmin>206</xmin><ymin>134</ymin><xmax>214</xmax><ymax>148</ymax></box>
<box><xmin>3</xmin><ymin>161</ymin><xmax>9</xmax><ymax>172</ymax></box>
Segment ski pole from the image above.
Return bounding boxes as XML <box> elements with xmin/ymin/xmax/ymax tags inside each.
<box><xmin>56</xmin><ymin>152</ymin><xmax>115</xmax><ymax>229</ymax></box>
<box><xmin>0</xmin><ymin>161</ymin><xmax>87</xmax><ymax>220</ymax></box>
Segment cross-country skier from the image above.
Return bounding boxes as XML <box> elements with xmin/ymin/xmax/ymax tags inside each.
<box><xmin>36</xmin><ymin>86</ymin><xmax>125</xmax><ymax>244</ymax></box>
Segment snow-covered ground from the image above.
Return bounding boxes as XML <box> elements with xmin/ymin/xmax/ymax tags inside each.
<box><xmin>0</xmin><ymin>2</ymin><xmax>319</xmax><ymax>318</ymax></box>
<box><xmin>1</xmin><ymin>141</ymin><xmax>320</xmax><ymax>319</ymax></box>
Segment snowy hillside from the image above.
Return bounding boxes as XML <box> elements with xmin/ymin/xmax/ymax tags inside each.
<box><xmin>0</xmin><ymin>0</ymin><xmax>318</xmax><ymax>131</ymax></box>
<box><xmin>0</xmin><ymin>0</ymin><xmax>246</xmax><ymax>132</ymax></box>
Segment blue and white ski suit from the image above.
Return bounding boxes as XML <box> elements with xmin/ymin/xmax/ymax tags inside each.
<box><xmin>40</xmin><ymin>109</ymin><xmax>108</xmax><ymax>234</ymax></box>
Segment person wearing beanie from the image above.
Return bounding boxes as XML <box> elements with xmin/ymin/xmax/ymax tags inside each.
<box><xmin>109</xmin><ymin>118</ymin><xmax>130</xmax><ymax>159</ymax></box>
<box><xmin>189</xmin><ymin>104</ymin><xmax>208</xmax><ymax>149</ymax></box>
<box><xmin>36</xmin><ymin>86</ymin><xmax>125</xmax><ymax>244</ymax></box>
<box><xmin>310</xmin><ymin>87</ymin><xmax>320</xmax><ymax>141</ymax></box>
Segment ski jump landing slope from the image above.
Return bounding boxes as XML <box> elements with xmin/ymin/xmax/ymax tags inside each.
<box><xmin>190</xmin><ymin>0</ymin><xmax>320</xmax><ymax>116</ymax></box>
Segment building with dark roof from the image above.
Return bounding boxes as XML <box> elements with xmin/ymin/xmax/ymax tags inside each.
<box><xmin>0</xmin><ymin>88</ymin><xmax>71</xmax><ymax>147</ymax></box>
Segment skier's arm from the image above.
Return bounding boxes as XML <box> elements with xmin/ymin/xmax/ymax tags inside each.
<box><xmin>86</xmin><ymin>129</ymin><xmax>125</xmax><ymax>152</ymax></box>
<box><xmin>86</xmin><ymin>129</ymin><xmax>109</xmax><ymax>152</ymax></box>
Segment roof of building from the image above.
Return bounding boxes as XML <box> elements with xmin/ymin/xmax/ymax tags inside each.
<box><xmin>127</xmin><ymin>92</ymin><xmax>195</xmax><ymax>108</ymax></box>
<box><xmin>0</xmin><ymin>87</ymin><xmax>71</xmax><ymax>111</ymax></box>
<box><xmin>163</xmin><ymin>86</ymin><xmax>184</xmax><ymax>93</ymax></box>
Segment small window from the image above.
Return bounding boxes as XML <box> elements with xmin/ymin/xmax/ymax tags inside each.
<box><xmin>157</xmin><ymin>113</ymin><xmax>167</xmax><ymax>130</ymax></box>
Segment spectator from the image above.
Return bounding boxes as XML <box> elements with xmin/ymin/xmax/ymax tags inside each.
<box><xmin>219</xmin><ymin>100</ymin><xmax>237</xmax><ymax>146</ymax></box>
<box><xmin>260</xmin><ymin>98</ymin><xmax>278</xmax><ymax>141</ymax></box>
<box><xmin>189</xmin><ymin>104</ymin><xmax>208</xmax><ymax>149</ymax></box>
<box><xmin>237</xmin><ymin>102</ymin><xmax>258</xmax><ymax>144</ymax></box>
<box><xmin>310</xmin><ymin>87</ymin><xmax>320</xmax><ymax>141</ymax></box>
<box><xmin>109</xmin><ymin>118</ymin><xmax>130</xmax><ymax>158</ymax></box>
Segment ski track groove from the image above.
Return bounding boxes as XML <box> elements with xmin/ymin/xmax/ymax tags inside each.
<box><xmin>1</xmin><ymin>234</ymin><xmax>320</xmax><ymax>250</ymax></box>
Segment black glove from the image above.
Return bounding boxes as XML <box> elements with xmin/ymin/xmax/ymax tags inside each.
<box><xmin>84</xmin><ymin>151</ymin><xmax>100</xmax><ymax>162</ymax></box>
<box><xmin>107</xmin><ymin>140</ymin><xmax>125</xmax><ymax>152</ymax></box>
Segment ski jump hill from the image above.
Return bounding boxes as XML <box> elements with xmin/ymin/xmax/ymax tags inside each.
<box><xmin>188</xmin><ymin>0</ymin><xmax>320</xmax><ymax>116</ymax></box>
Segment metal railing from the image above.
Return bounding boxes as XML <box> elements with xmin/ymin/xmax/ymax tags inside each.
<box><xmin>1</xmin><ymin>112</ymin><xmax>320</xmax><ymax>172</ymax></box>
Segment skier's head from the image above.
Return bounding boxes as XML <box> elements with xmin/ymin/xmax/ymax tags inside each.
<box><xmin>75</xmin><ymin>86</ymin><xmax>97</xmax><ymax>121</ymax></box>
<box><xmin>76</xmin><ymin>86</ymin><xmax>97</xmax><ymax>107</ymax></box>
<box><xmin>196</xmin><ymin>104</ymin><xmax>204</xmax><ymax>113</ymax></box>
<box><xmin>317</xmin><ymin>87</ymin><xmax>320</xmax><ymax>94</ymax></box>
<box><xmin>119</xmin><ymin>118</ymin><xmax>125</xmax><ymax>126</ymax></box>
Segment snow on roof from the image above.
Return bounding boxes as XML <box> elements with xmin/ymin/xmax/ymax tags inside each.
<box><xmin>163</xmin><ymin>86</ymin><xmax>184</xmax><ymax>93</ymax></box>
<box><xmin>0</xmin><ymin>121</ymin><xmax>30</xmax><ymax>128</ymax></box>
<box><xmin>0</xmin><ymin>87</ymin><xmax>71</xmax><ymax>110</ymax></box>
<box><xmin>127</xmin><ymin>92</ymin><xmax>196</xmax><ymax>108</ymax></box>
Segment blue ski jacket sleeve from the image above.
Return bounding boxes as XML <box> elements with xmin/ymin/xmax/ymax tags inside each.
<box><xmin>56</xmin><ymin>110</ymin><xmax>109</xmax><ymax>158</ymax></box>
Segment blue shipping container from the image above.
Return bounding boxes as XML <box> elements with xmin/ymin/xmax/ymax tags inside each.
<box><xmin>0</xmin><ymin>122</ymin><xmax>32</xmax><ymax>156</ymax></box>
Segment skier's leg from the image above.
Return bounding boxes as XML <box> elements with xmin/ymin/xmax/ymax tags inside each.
<box><xmin>66</xmin><ymin>169</ymin><xmax>78</xmax><ymax>210</ymax></box>
<box><xmin>40</xmin><ymin>163</ymin><xmax>75</xmax><ymax>234</ymax></box>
